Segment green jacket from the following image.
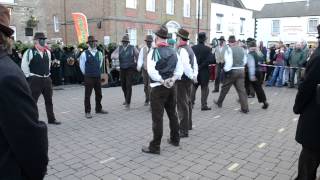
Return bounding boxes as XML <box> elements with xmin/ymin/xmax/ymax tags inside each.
<box><xmin>289</xmin><ymin>49</ymin><xmax>304</xmax><ymax>67</ymax></box>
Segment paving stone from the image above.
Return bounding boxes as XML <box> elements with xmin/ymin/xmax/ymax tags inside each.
<box><xmin>42</xmin><ymin>85</ymin><xmax>301</xmax><ymax>179</ymax></box>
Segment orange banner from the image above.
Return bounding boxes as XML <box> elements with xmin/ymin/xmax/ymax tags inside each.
<box><xmin>72</xmin><ymin>12</ymin><xmax>89</xmax><ymax>44</ymax></box>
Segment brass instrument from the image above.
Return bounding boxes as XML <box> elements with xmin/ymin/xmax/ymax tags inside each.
<box><xmin>67</xmin><ymin>57</ymin><xmax>75</xmax><ymax>66</ymax></box>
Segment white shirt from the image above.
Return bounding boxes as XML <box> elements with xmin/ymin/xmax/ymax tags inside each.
<box><xmin>223</xmin><ymin>45</ymin><xmax>248</xmax><ymax>72</ymax></box>
<box><xmin>21</xmin><ymin>48</ymin><xmax>52</xmax><ymax>77</ymax></box>
<box><xmin>147</xmin><ymin>48</ymin><xmax>183</xmax><ymax>88</ymax></box>
<box><xmin>178</xmin><ymin>47</ymin><xmax>198</xmax><ymax>80</ymax></box>
<box><xmin>137</xmin><ymin>46</ymin><xmax>150</xmax><ymax>72</ymax></box>
<box><xmin>79</xmin><ymin>48</ymin><xmax>103</xmax><ymax>74</ymax></box>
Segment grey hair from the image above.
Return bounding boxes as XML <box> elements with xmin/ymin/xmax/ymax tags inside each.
<box><xmin>0</xmin><ymin>31</ymin><xmax>12</xmax><ymax>54</ymax></box>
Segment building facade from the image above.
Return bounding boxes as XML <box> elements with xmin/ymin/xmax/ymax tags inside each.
<box><xmin>1</xmin><ymin>0</ymin><xmax>49</xmax><ymax>42</ymax></box>
<box><xmin>255</xmin><ymin>0</ymin><xmax>320</xmax><ymax>47</ymax></box>
<box><xmin>4</xmin><ymin>0</ymin><xmax>211</xmax><ymax>46</ymax></box>
<box><xmin>210</xmin><ymin>0</ymin><xmax>255</xmax><ymax>41</ymax></box>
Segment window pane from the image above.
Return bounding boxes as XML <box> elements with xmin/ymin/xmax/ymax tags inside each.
<box><xmin>128</xmin><ymin>29</ymin><xmax>137</xmax><ymax>46</ymax></box>
<box><xmin>184</xmin><ymin>0</ymin><xmax>190</xmax><ymax>17</ymax></box>
<box><xmin>272</xmin><ymin>20</ymin><xmax>280</xmax><ymax>33</ymax></box>
<box><xmin>196</xmin><ymin>0</ymin><xmax>202</xmax><ymax>19</ymax></box>
<box><xmin>167</xmin><ymin>0</ymin><xmax>174</xmax><ymax>14</ymax></box>
<box><xmin>126</xmin><ymin>0</ymin><xmax>136</xmax><ymax>9</ymax></box>
<box><xmin>146</xmin><ymin>0</ymin><xmax>155</xmax><ymax>11</ymax></box>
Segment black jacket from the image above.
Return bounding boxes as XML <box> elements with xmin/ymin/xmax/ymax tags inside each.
<box><xmin>0</xmin><ymin>50</ymin><xmax>48</xmax><ymax>180</ymax></box>
<box><xmin>293</xmin><ymin>47</ymin><xmax>320</xmax><ymax>149</ymax></box>
<box><xmin>192</xmin><ymin>43</ymin><xmax>214</xmax><ymax>85</ymax></box>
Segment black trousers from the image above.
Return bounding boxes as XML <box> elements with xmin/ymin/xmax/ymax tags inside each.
<box><xmin>28</xmin><ymin>76</ymin><xmax>56</xmax><ymax>122</ymax></box>
<box><xmin>120</xmin><ymin>69</ymin><xmax>135</xmax><ymax>104</ymax></box>
<box><xmin>295</xmin><ymin>146</ymin><xmax>320</xmax><ymax>180</ymax></box>
<box><xmin>214</xmin><ymin>63</ymin><xmax>223</xmax><ymax>91</ymax></box>
<box><xmin>191</xmin><ymin>82</ymin><xmax>209</xmax><ymax>108</ymax></box>
<box><xmin>142</xmin><ymin>68</ymin><xmax>151</xmax><ymax>103</ymax></box>
<box><xmin>149</xmin><ymin>85</ymin><xmax>180</xmax><ymax>151</ymax></box>
<box><xmin>84</xmin><ymin>76</ymin><xmax>102</xmax><ymax>113</ymax></box>
<box><xmin>176</xmin><ymin>80</ymin><xmax>193</xmax><ymax>135</ymax></box>
<box><xmin>246</xmin><ymin>71</ymin><xmax>267</xmax><ymax>103</ymax></box>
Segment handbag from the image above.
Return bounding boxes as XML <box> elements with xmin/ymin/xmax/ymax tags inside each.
<box><xmin>317</xmin><ymin>84</ymin><xmax>320</xmax><ymax>105</ymax></box>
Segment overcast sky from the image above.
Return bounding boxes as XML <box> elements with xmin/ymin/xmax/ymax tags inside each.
<box><xmin>242</xmin><ymin>0</ymin><xmax>307</xmax><ymax>10</ymax></box>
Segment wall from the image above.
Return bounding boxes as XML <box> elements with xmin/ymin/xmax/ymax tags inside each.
<box><xmin>210</xmin><ymin>3</ymin><xmax>255</xmax><ymax>41</ymax></box>
<box><xmin>256</xmin><ymin>16</ymin><xmax>320</xmax><ymax>47</ymax></box>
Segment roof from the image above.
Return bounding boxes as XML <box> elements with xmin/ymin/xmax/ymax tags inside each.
<box><xmin>212</xmin><ymin>0</ymin><xmax>246</xmax><ymax>9</ymax></box>
<box><xmin>254</xmin><ymin>0</ymin><xmax>320</xmax><ymax>18</ymax></box>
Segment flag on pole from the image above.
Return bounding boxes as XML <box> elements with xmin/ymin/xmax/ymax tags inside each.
<box><xmin>72</xmin><ymin>12</ymin><xmax>89</xmax><ymax>44</ymax></box>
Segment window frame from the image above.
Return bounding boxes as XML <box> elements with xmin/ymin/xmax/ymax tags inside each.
<box><xmin>196</xmin><ymin>0</ymin><xmax>203</xmax><ymax>19</ymax></box>
<box><xmin>216</xmin><ymin>14</ymin><xmax>223</xmax><ymax>33</ymax></box>
<box><xmin>126</xmin><ymin>0</ymin><xmax>137</xmax><ymax>9</ymax></box>
<box><xmin>272</xmin><ymin>20</ymin><xmax>280</xmax><ymax>34</ymax></box>
<box><xmin>127</xmin><ymin>28</ymin><xmax>137</xmax><ymax>46</ymax></box>
<box><xmin>146</xmin><ymin>0</ymin><xmax>155</xmax><ymax>12</ymax></box>
<box><xmin>183</xmin><ymin>0</ymin><xmax>191</xmax><ymax>18</ymax></box>
<box><xmin>166</xmin><ymin>0</ymin><xmax>174</xmax><ymax>15</ymax></box>
<box><xmin>240</xmin><ymin>18</ymin><xmax>245</xmax><ymax>35</ymax></box>
<box><xmin>308</xmin><ymin>18</ymin><xmax>319</xmax><ymax>33</ymax></box>
<box><xmin>53</xmin><ymin>15</ymin><xmax>60</xmax><ymax>33</ymax></box>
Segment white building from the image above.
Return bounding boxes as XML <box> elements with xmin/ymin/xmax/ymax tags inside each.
<box><xmin>255</xmin><ymin>0</ymin><xmax>320</xmax><ymax>47</ymax></box>
<box><xmin>210</xmin><ymin>0</ymin><xmax>255</xmax><ymax>41</ymax></box>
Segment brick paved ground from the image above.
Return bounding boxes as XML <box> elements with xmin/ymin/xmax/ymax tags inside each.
<box><xmin>39</xmin><ymin>83</ymin><xmax>316</xmax><ymax>180</ymax></box>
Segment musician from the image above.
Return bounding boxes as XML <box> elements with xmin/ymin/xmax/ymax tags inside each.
<box><xmin>50</xmin><ymin>43</ymin><xmax>63</xmax><ymax>86</ymax></box>
<box><xmin>80</xmin><ymin>36</ymin><xmax>108</xmax><ymax>119</ymax></box>
<box><xmin>62</xmin><ymin>45</ymin><xmax>77</xmax><ymax>84</ymax></box>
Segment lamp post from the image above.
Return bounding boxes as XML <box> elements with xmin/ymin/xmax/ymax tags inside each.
<box><xmin>197</xmin><ymin>0</ymin><xmax>200</xmax><ymax>35</ymax></box>
<box><xmin>64</xmin><ymin>0</ymin><xmax>68</xmax><ymax>44</ymax></box>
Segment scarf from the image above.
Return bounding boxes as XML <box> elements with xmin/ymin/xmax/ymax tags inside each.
<box><xmin>35</xmin><ymin>43</ymin><xmax>49</xmax><ymax>53</ymax></box>
<box><xmin>156</xmin><ymin>42</ymin><xmax>169</xmax><ymax>47</ymax></box>
<box><xmin>177</xmin><ymin>40</ymin><xmax>188</xmax><ymax>48</ymax></box>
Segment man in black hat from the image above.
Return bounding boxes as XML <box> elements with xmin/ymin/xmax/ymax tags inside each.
<box><xmin>142</xmin><ymin>25</ymin><xmax>183</xmax><ymax>154</ymax></box>
<box><xmin>79</xmin><ymin>35</ymin><xmax>108</xmax><ymax>119</ymax></box>
<box><xmin>21</xmin><ymin>32</ymin><xmax>61</xmax><ymax>125</ymax></box>
<box><xmin>246</xmin><ymin>38</ymin><xmax>269</xmax><ymax>109</ymax></box>
<box><xmin>293</xmin><ymin>25</ymin><xmax>320</xmax><ymax>180</ymax></box>
<box><xmin>111</xmin><ymin>35</ymin><xmax>139</xmax><ymax>109</ymax></box>
<box><xmin>191</xmin><ymin>32</ymin><xmax>214</xmax><ymax>111</ymax></box>
<box><xmin>213</xmin><ymin>36</ymin><xmax>227</xmax><ymax>93</ymax></box>
<box><xmin>137</xmin><ymin>35</ymin><xmax>153</xmax><ymax>106</ymax></box>
<box><xmin>0</xmin><ymin>4</ymin><xmax>48</xmax><ymax>179</ymax></box>
<box><xmin>175</xmin><ymin>28</ymin><xmax>198</xmax><ymax>138</ymax></box>
<box><xmin>214</xmin><ymin>35</ymin><xmax>249</xmax><ymax>113</ymax></box>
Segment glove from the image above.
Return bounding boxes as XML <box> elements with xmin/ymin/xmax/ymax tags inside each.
<box><xmin>249</xmin><ymin>76</ymin><xmax>257</xmax><ymax>82</ymax></box>
<box><xmin>164</xmin><ymin>78</ymin><xmax>175</xmax><ymax>88</ymax></box>
<box><xmin>193</xmin><ymin>77</ymin><xmax>198</xmax><ymax>84</ymax></box>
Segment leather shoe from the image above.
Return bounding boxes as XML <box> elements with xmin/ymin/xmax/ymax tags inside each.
<box><xmin>141</xmin><ymin>146</ymin><xmax>160</xmax><ymax>155</ymax></box>
<box><xmin>262</xmin><ymin>102</ymin><xmax>269</xmax><ymax>109</ymax></box>
<box><xmin>48</xmin><ymin>120</ymin><xmax>61</xmax><ymax>125</ymax></box>
<box><xmin>213</xmin><ymin>100</ymin><xmax>222</xmax><ymax>108</ymax></box>
<box><xmin>144</xmin><ymin>102</ymin><xmax>149</xmax><ymax>106</ymax></box>
<box><xmin>212</xmin><ymin>89</ymin><xmax>219</xmax><ymax>93</ymax></box>
<box><xmin>201</xmin><ymin>106</ymin><xmax>211</xmax><ymax>111</ymax></box>
<box><xmin>96</xmin><ymin>109</ymin><xmax>108</xmax><ymax>114</ymax></box>
<box><xmin>239</xmin><ymin>109</ymin><xmax>249</xmax><ymax>114</ymax></box>
<box><xmin>122</xmin><ymin>102</ymin><xmax>127</xmax><ymax>105</ymax></box>
<box><xmin>85</xmin><ymin>113</ymin><xmax>92</xmax><ymax>119</ymax></box>
<box><xmin>167</xmin><ymin>139</ymin><xmax>179</xmax><ymax>146</ymax></box>
<box><xmin>180</xmin><ymin>133</ymin><xmax>188</xmax><ymax>138</ymax></box>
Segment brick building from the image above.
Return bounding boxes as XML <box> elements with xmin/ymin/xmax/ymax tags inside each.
<box><xmin>49</xmin><ymin>0</ymin><xmax>211</xmax><ymax>46</ymax></box>
<box><xmin>3</xmin><ymin>0</ymin><xmax>211</xmax><ymax>46</ymax></box>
